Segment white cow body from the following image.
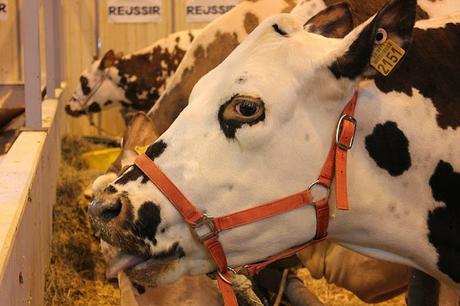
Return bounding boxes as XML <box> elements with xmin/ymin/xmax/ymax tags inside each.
<box><xmin>90</xmin><ymin>0</ymin><xmax>460</xmax><ymax>303</ymax></box>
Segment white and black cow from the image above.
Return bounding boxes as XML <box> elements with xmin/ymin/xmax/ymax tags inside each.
<box><xmin>89</xmin><ymin>0</ymin><xmax>460</xmax><ymax>297</ymax></box>
<box><xmin>65</xmin><ymin>29</ymin><xmax>200</xmax><ymax>117</ymax></box>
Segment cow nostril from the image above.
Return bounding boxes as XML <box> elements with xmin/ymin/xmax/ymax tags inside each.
<box><xmin>100</xmin><ymin>199</ymin><xmax>122</xmax><ymax>221</ymax></box>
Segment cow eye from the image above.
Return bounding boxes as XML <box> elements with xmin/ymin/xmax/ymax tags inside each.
<box><xmin>236</xmin><ymin>100</ymin><xmax>260</xmax><ymax>117</ymax></box>
<box><xmin>222</xmin><ymin>95</ymin><xmax>265</xmax><ymax>122</ymax></box>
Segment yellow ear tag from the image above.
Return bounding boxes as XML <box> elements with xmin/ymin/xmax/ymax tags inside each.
<box><xmin>370</xmin><ymin>39</ymin><xmax>406</xmax><ymax>76</ymax></box>
<box><xmin>134</xmin><ymin>145</ymin><xmax>150</xmax><ymax>155</ymax></box>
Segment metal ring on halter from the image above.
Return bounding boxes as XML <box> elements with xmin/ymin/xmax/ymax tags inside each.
<box><xmin>308</xmin><ymin>181</ymin><xmax>331</xmax><ymax>201</ymax></box>
<box><xmin>217</xmin><ymin>267</ymin><xmax>237</xmax><ymax>285</ymax></box>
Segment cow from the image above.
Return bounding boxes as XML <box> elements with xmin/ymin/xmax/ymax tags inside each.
<box><xmin>90</xmin><ymin>0</ymin><xmax>460</xmax><ymax>305</ymax></box>
<box><xmin>88</xmin><ymin>0</ymin><xmax>460</xmax><ymax>304</ymax></box>
<box><xmin>65</xmin><ymin>29</ymin><xmax>201</xmax><ymax>119</ymax></box>
<box><xmin>145</xmin><ymin>0</ymin><xmax>453</xmax><ymax>136</ymax></box>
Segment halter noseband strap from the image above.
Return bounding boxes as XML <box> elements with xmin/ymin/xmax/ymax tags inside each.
<box><xmin>134</xmin><ymin>92</ymin><xmax>358</xmax><ymax>306</ymax></box>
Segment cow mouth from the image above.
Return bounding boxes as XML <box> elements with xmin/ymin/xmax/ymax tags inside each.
<box><xmin>106</xmin><ymin>242</ymin><xmax>184</xmax><ymax>280</ymax></box>
<box><xmin>65</xmin><ymin>105</ymin><xmax>87</xmax><ymax>117</ymax></box>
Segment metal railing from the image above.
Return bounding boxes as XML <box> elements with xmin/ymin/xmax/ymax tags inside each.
<box><xmin>23</xmin><ymin>0</ymin><xmax>62</xmax><ymax>129</ymax></box>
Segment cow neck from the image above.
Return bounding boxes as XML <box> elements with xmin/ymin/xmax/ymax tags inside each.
<box><xmin>134</xmin><ymin>91</ymin><xmax>358</xmax><ymax>306</ymax></box>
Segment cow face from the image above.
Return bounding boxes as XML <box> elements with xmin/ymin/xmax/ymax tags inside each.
<box><xmin>65</xmin><ymin>50</ymin><xmax>125</xmax><ymax>117</ymax></box>
<box><xmin>89</xmin><ymin>0</ymin><xmax>416</xmax><ymax>287</ymax></box>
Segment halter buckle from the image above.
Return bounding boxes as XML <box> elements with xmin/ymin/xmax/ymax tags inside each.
<box><xmin>191</xmin><ymin>213</ymin><xmax>218</xmax><ymax>242</ymax></box>
<box><xmin>336</xmin><ymin>114</ymin><xmax>357</xmax><ymax>150</ymax></box>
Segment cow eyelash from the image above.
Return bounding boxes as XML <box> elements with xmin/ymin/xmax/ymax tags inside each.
<box><xmin>273</xmin><ymin>24</ymin><xmax>288</xmax><ymax>37</ymax></box>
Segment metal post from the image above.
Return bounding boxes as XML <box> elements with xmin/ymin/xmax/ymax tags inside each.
<box><xmin>45</xmin><ymin>0</ymin><xmax>57</xmax><ymax>98</ymax></box>
<box><xmin>23</xmin><ymin>0</ymin><xmax>42</xmax><ymax>128</ymax></box>
<box><xmin>95</xmin><ymin>0</ymin><xmax>101</xmax><ymax>59</ymax></box>
<box><xmin>171</xmin><ymin>0</ymin><xmax>176</xmax><ymax>33</ymax></box>
<box><xmin>54</xmin><ymin>0</ymin><xmax>63</xmax><ymax>84</ymax></box>
<box><xmin>15</xmin><ymin>0</ymin><xmax>22</xmax><ymax>81</ymax></box>
<box><xmin>95</xmin><ymin>0</ymin><xmax>102</xmax><ymax>135</ymax></box>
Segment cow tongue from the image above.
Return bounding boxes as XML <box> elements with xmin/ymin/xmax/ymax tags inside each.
<box><xmin>106</xmin><ymin>252</ymin><xmax>146</xmax><ymax>279</ymax></box>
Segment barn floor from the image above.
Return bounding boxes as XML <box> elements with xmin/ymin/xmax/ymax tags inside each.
<box><xmin>45</xmin><ymin>136</ymin><xmax>405</xmax><ymax>306</ymax></box>
<box><xmin>45</xmin><ymin>137</ymin><xmax>120</xmax><ymax>305</ymax></box>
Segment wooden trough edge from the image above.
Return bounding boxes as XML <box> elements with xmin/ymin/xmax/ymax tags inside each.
<box><xmin>0</xmin><ymin>86</ymin><xmax>65</xmax><ymax>306</ymax></box>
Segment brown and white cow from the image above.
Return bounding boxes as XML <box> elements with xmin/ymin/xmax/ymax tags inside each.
<box><xmin>145</xmin><ymin>0</ymin><xmax>457</xmax><ymax>136</ymax></box>
<box><xmin>89</xmin><ymin>0</ymin><xmax>460</xmax><ymax>301</ymax></box>
<box><xmin>65</xmin><ymin>29</ymin><xmax>200</xmax><ymax>117</ymax></box>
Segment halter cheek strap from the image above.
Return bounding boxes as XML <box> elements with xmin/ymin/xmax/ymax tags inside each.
<box><xmin>134</xmin><ymin>92</ymin><xmax>358</xmax><ymax>306</ymax></box>
<box><xmin>72</xmin><ymin>72</ymin><xmax>108</xmax><ymax>109</ymax></box>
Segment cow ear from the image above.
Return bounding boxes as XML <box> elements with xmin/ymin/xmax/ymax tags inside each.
<box><xmin>107</xmin><ymin>112</ymin><xmax>159</xmax><ymax>175</ymax></box>
<box><xmin>122</xmin><ymin>112</ymin><xmax>159</xmax><ymax>152</ymax></box>
<box><xmin>99</xmin><ymin>49</ymin><xmax>116</xmax><ymax>70</ymax></box>
<box><xmin>329</xmin><ymin>0</ymin><xmax>416</xmax><ymax>80</ymax></box>
<box><xmin>304</xmin><ymin>3</ymin><xmax>354</xmax><ymax>38</ymax></box>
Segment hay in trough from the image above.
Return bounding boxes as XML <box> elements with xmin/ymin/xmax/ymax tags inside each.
<box><xmin>46</xmin><ymin>137</ymin><xmax>405</xmax><ymax>306</ymax></box>
<box><xmin>45</xmin><ymin>136</ymin><xmax>120</xmax><ymax>306</ymax></box>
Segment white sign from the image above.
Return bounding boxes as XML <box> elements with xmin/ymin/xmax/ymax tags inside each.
<box><xmin>0</xmin><ymin>0</ymin><xmax>7</xmax><ymax>21</ymax></box>
<box><xmin>107</xmin><ymin>0</ymin><xmax>162</xmax><ymax>23</ymax></box>
<box><xmin>186</xmin><ymin>0</ymin><xmax>239</xmax><ymax>23</ymax></box>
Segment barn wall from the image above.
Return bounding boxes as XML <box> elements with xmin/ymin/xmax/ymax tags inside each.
<box><xmin>62</xmin><ymin>0</ymin><xmax>219</xmax><ymax>137</ymax></box>
<box><xmin>0</xmin><ymin>1</ymin><xmax>239</xmax><ymax>136</ymax></box>
<box><xmin>0</xmin><ymin>0</ymin><xmax>21</xmax><ymax>83</ymax></box>
<box><xmin>0</xmin><ymin>0</ymin><xmax>48</xmax><ymax>84</ymax></box>
<box><xmin>63</xmin><ymin>0</ymin><xmax>176</xmax><ymax>137</ymax></box>
<box><xmin>174</xmin><ymin>0</ymin><xmax>209</xmax><ymax>31</ymax></box>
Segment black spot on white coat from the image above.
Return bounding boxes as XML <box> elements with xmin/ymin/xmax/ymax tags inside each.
<box><xmin>88</xmin><ymin>102</ymin><xmax>101</xmax><ymax>113</ymax></box>
<box><xmin>134</xmin><ymin>202</ymin><xmax>161</xmax><ymax>244</ymax></box>
<box><xmin>145</xmin><ymin>140</ymin><xmax>167</xmax><ymax>160</ymax></box>
<box><xmin>115</xmin><ymin>140</ymin><xmax>167</xmax><ymax>185</ymax></box>
<box><xmin>428</xmin><ymin>161</ymin><xmax>460</xmax><ymax>282</ymax></box>
<box><xmin>365</xmin><ymin>121</ymin><xmax>411</xmax><ymax>176</ymax></box>
<box><xmin>80</xmin><ymin>76</ymin><xmax>91</xmax><ymax>95</ymax></box>
<box><xmin>151</xmin><ymin>242</ymin><xmax>185</xmax><ymax>260</ymax></box>
<box><xmin>114</xmin><ymin>166</ymin><xmax>148</xmax><ymax>185</ymax></box>
<box><xmin>132</xmin><ymin>283</ymin><xmax>146</xmax><ymax>294</ymax></box>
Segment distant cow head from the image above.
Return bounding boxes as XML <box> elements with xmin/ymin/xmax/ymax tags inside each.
<box><xmin>66</xmin><ymin>50</ymin><xmax>125</xmax><ymax>117</ymax></box>
<box><xmin>66</xmin><ymin>30</ymin><xmax>198</xmax><ymax>119</ymax></box>
<box><xmin>89</xmin><ymin>0</ymin><xmax>416</xmax><ymax>287</ymax></box>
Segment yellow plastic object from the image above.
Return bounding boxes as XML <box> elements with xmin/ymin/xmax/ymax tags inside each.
<box><xmin>134</xmin><ymin>145</ymin><xmax>149</xmax><ymax>155</ymax></box>
<box><xmin>81</xmin><ymin>148</ymin><xmax>121</xmax><ymax>171</ymax></box>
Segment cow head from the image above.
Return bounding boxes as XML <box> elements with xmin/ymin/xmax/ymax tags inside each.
<box><xmin>65</xmin><ymin>50</ymin><xmax>125</xmax><ymax>117</ymax></box>
<box><xmin>89</xmin><ymin>0</ymin><xmax>416</xmax><ymax>287</ymax></box>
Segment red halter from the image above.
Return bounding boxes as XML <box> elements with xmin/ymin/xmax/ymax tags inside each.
<box><xmin>134</xmin><ymin>92</ymin><xmax>358</xmax><ymax>306</ymax></box>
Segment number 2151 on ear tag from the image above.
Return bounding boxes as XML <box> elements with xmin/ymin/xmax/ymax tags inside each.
<box><xmin>370</xmin><ymin>39</ymin><xmax>406</xmax><ymax>76</ymax></box>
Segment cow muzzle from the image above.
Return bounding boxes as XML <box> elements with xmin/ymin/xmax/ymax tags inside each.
<box><xmin>65</xmin><ymin>104</ymin><xmax>86</xmax><ymax>117</ymax></box>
